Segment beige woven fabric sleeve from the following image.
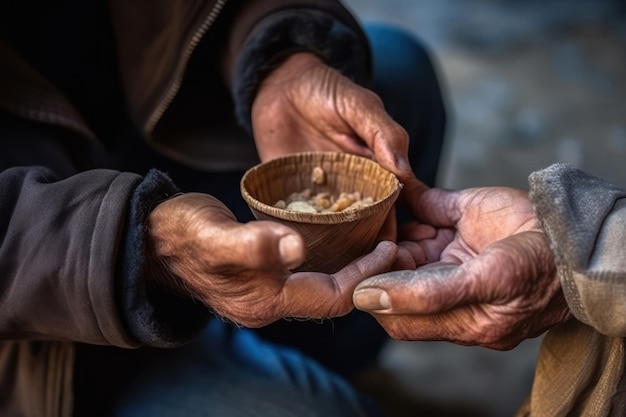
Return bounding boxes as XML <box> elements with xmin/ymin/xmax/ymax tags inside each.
<box><xmin>515</xmin><ymin>163</ymin><xmax>626</xmax><ymax>417</ymax></box>
<box><xmin>515</xmin><ymin>321</ymin><xmax>623</xmax><ymax>417</ymax></box>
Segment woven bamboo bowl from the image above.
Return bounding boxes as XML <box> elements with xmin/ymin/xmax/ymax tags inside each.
<box><xmin>240</xmin><ymin>152</ymin><xmax>402</xmax><ymax>273</ymax></box>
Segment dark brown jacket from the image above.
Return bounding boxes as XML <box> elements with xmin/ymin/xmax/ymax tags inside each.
<box><xmin>0</xmin><ymin>0</ymin><xmax>371</xmax><ymax>415</ymax></box>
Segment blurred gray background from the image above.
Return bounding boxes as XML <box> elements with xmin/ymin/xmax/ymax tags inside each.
<box><xmin>340</xmin><ymin>1</ymin><xmax>626</xmax><ymax>416</ymax></box>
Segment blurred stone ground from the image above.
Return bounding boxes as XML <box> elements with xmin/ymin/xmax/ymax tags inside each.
<box><xmin>342</xmin><ymin>1</ymin><xmax>626</xmax><ymax>416</ymax></box>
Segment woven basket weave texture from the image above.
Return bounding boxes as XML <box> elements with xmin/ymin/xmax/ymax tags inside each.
<box><xmin>241</xmin><ymin>152</ymin><xmax>401</xmax><ymax>273</ymax></box>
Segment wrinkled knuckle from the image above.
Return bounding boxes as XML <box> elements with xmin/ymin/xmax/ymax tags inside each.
<box><xmin>481</xmin><ymin>334</ymin><xmax>519</xmax><ymax>351</ymax></box>
<box><xmin>423</xmin><ymin>290</ymin><xmax>451</xmax><ymax>313</ymax></box>
<box><xmin>241</xmin><ymin>229</ymin><xmax>277</xmax><ymax>265</ymax></box>
<box><xmin>240</xmin><ymin>228</ymin><xmax>263</xmax><ymax>251</ymax></box>
<box><xmin>475</xmin><ymin>325</ymin><xmax>508</xmax><ymax>346</ymax></box>
<box><xmin>391</xmin><ymin>124</ymin><xmax>409</xmax><ymax>141</ymax></box>
<box><xmin>360</xmin><ymin>89</ymin><xmax>385</xmax><ymax>109</ymax></box>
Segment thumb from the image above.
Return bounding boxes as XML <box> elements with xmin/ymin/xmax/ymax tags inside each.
<box><xmin>280</xmin><ymin>241</ymin><xmax>399</xmax><ymax>319</ymax></box>
<box><xmin>353</xmin><ymin>232</ymin><xmax>549</xmax><ymax>314</ymax></box>
<box><xmin>353</xmin><ymin>263</ymin><xmax>469</xmax><ymax>314</ymax></box>
<box><xmin>214</xmin><ymin>220</ymin><xmax>306</xmax><ymax>271</ymax></box>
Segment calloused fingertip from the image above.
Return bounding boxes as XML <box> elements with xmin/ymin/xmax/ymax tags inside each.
<box><xmin>375</xmin><ymin>240</ymin><xmax>399</xmax><ymax>256</ymax></box>
<box><xmin>375</xmin><ymin>239</ymin><xmax>395</xmax><ymax>248</ymax></box>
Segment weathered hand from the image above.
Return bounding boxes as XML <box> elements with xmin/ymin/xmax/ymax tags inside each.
<box><xmin>251</xmin><ymin>52</ymin><xmax>417</xmax><ymax>185</ymax></box>
<box><xmin>353</xmin><ymin>187</ymin><xmax>572</xmax><ymax>350</ymax></box>
<box><xmin>146</xmin><ymin>193</ymin><xmax>398</xmax><ymax>328</ymax></box>
<box><xmin>252</xmin><ymin>52</ymin><xmax>430</xmax><ymax>243</ymax></box>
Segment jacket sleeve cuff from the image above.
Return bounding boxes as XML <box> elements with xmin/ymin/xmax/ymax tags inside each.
<box><xmin>232</xmin><ymin>8</ymin><xmax>371</xmax><ymax>134</ymax></box>
<box><xmin>119</xmin><ymin>168</ymin><xmax>211</xmax><ymax>348</ymax></box>
<box><xmin>529</xmin><ymin>163</ymin><xmax>626</xmax><ymax>336</ymax></box>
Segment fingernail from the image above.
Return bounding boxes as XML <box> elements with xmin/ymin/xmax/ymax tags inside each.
<box><xmin>279</xmin><ymin>234</ymin><xmax>303</xmax><ymax>269</ymax></box>
<box><xmin>354</xmin><ymin>289</ymin><xmax>391</xmax><ymax>312</ymax></box>
<box><xmin>395</xmin><ymin>154</ymin><xmax>412</xmax><ymax>173</ymax></box>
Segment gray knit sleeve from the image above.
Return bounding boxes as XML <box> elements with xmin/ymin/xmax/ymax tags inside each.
<box><xmin>529</xmin><ymin>163</ymin><xmax>626</xmax><ymax>337</ymax></box>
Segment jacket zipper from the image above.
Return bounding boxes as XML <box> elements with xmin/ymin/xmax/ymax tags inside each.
<box><xmin>145</xmin><ymin>0</ymin><xmax>229</xmax><ymax>133</ymax></box>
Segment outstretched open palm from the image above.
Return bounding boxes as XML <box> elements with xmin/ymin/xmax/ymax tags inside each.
<box><xmin>354</xmin><ymin>186</ymin><xmax>572</xmax><ymax>350</ymax></box>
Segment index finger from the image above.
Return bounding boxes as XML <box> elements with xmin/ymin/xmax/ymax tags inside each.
<box><xmin>353</xmin><ymin>263</ymin><xmax>468</xmax><ymax>315</ymax></box>
<box><xmin>404</xmin><ymin>187</ymin><xmax>462</xmax><ymax>227</ymax></box>
<box><xmin>341</xmin><ymin>88</ymin><xmax>414</xmax><ymax>179</ymax></box>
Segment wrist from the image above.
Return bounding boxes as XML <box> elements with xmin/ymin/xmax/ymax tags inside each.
<box><xmin>232</xmin><ymin>9</ymin><xmax>371</xmax><ymax>134</ymax></box>
<box><xmin>118</xmin><ymin>170</ymin><xmax>210</xmax><ymax>347</ymax></box>
<box><xmin>144</xmin><ymin>196</ymin><xmax>193</xmax><ymax>299</ymax></box>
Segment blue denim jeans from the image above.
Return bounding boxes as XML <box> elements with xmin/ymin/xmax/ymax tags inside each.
<box><xmin>74</xmin><ymin>24</ymin><xmax>446</xmax><ymax>417</ymax></box>
<box><xmin>75</xmin><ymin>320</ymin><xmax>378</xmax><ymax>416</ymax></box>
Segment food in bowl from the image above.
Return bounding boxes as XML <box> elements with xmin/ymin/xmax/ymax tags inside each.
<box><xmin>274</xmin><ymin>189</ymin><xmax>375</xmax><ymax>213</ymax></box>
<box><xmin>273</xmin><ymin>166</ymin><xmax>375</xmax><ymax>213</ymax></box>
<box><xmin>240</xmin><ymin>152</ymin><xmax>401</xmax><ymax>273</ymax></box>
